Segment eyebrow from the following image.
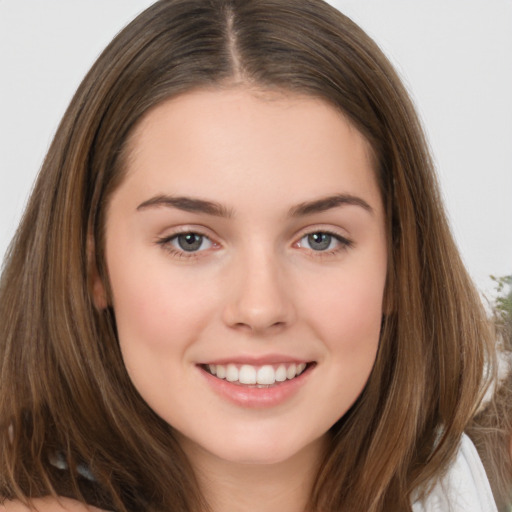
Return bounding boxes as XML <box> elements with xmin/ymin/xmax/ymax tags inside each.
<box><xmin>288</xmin><ymin>194</ymin><xmax>373</xmax><ymax>217</ymax></box>
<box><xmin>136</xmin><ymin>195</ymin><xmax>233</xmax><ymax>217</ymax></box>
<box><xmin>136</xmin><ymin>193</ymin><xmax>373</xmax><ymax>218</ymax></box>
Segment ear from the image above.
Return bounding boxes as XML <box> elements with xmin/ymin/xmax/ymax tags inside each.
<box><xmin>91</xmin><ymin>267</ymin><xmax>108</xmax><ymax>310</ymax></box>
<box><xmin>87</xmin><ymin>235</ymin><xmax>108</xmax><ymax>310</ymax></box>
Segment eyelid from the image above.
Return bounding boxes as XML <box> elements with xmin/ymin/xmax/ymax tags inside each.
<box><xmin>292</xmin><ymin>225</ymin><xmax>354</xmax><ymax>253</ymax></box>
<box><xmin>155</xmin><ymin>225</ymin><xmax>222</xmax><ymax>258</ymax></box>
<box><xmin>156</xmin><ymin>223</ymin><xmax>216</xmax><ymax>237</ymax></box>
<box><xmin>293</xmin><ymin>224</ymin><xmax>352</xmax><ymax>243</ymax></box>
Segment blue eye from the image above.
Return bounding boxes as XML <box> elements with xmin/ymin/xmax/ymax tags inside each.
<box><xmin>298</xmin><ymin>232</ymin><xmax>350</xmax><ymax>252</ymax></box>
<box><xmin>170</xmin><ymin>233</ymin><xmax>213</xmax><ymax>252</ymax></box>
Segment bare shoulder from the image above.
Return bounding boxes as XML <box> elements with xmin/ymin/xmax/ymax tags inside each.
<box><xmin>1</xmin><ymin>497</ymin><xmax>108</xmax><ymax>512</ymax></box>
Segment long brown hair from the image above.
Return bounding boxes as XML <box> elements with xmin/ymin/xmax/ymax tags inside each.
<box><xmin>0</xmin><ymin>1</ymin><xmax>494</xmax><ymax>510</ymax></box>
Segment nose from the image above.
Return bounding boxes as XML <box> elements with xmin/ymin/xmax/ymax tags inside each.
<box><xmin>222</xmin><ymin>248</ymin><xmax>296</xmax><ymax>334</ymax></box>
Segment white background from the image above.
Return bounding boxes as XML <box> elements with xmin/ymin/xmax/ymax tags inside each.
<box><xmin>1</xmin><ymin>1</ymin><xmax>511</xmax><ymax>299</ymax></box>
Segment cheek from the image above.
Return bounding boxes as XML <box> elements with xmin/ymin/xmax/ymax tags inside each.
<box><xmin>318</xmin><ymin>277</ymin><xmax>384</xmax><ymax>409</ymax></box>
<box><xmin>310</xmin><ymin>271</ymin><xmax>385</xmax><ymax>343</ymax></box>
<box><xmin>106</xmin><ymin>258</ymin><xmax>214</xmax><ymax>407</ymax></box>
<box><xmin>299</xmin><ymin>259</ymin><xmax>386</xmax><ymax>397</ymax></box>
<box><xmin>107</xmin><ymin>251</ymin><xmax>216</xmax><ymax>354</ymax></box>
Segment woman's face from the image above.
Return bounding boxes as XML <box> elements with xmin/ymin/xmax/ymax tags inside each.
<box><xmin>99</xmin><ymin>88</ymin><xmax>387</xmax><ymax>466</ymax></box>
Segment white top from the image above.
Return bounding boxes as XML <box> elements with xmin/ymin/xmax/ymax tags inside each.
<box><xmin>412</xmin><ymin>434</ymin><xmax>498</xmax><ymax>512</ymax></box>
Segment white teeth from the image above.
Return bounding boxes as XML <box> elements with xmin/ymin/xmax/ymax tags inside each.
<box><xmin>226</xmin><ymin>364</ymin><xmax>238</xmax><ymax>382</ymax></box>
<box><xmin>257</xmin><ymin>365</ymin><xmax>276</xmax><ymax>385</ymax></box>
<box><xmin>239</xmin><ymin>365</ymin><xmax>257</xmax><ymax>384</ymax></box>
<box><xmin>275</xmin><ymin>365</ymin><xmax>287</xmax><ymax>382</ymax></box>
<box><xmin>205</xmin><ymin>362</ymin><xmax>308</xmax><ymax>385</ymax></box>
<box><xmin>286</xmin><ymin>363</ymin><xmax>297</xmax><ymax>380</ymax></box>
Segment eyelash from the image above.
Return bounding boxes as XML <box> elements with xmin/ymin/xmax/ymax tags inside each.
<box><xmin>295</xmin><ymin>230</ymin><xmax>353</xmax><ymax>256</ymax></box>
<box><xmin>156</xmin><ymin>229</ymin><xmax>215</xmax><ymax>260</ymax></box>
<box><xmin>155</xmin><ymin>228</ymin><xmax>353</xmax><ymax>259</ymax></box>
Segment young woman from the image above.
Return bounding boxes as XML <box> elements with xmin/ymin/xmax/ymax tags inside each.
<box><xmin>0</xmin><ymin>1</ymin><xmax>497</xmax><ymax>511</ymax></box>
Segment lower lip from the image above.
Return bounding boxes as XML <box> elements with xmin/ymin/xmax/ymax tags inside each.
<box><xmin>198</xmin><ymin>364</ymin><xmax>314</xmax><ymax>408</ymax></box>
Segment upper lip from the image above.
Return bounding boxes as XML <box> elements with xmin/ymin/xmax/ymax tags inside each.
<box><xmin>197</xmin><ymin>354</ymin><xmax>313</xmax><ymax>366</ymax></box>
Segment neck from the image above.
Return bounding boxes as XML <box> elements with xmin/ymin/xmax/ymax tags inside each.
<box><xmin>181</xmin><ymin>436</ymin><xmax>327</xmax><ymax>512</ymax></box>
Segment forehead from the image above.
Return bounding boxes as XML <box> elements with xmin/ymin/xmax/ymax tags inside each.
<box><xmin>116</xmin><ymin>87</ymin><xmax>381</xmax><ymax>215</ymax></box>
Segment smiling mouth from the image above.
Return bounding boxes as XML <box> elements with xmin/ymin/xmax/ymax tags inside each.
<box><xmin>200</xmin><ymin>362</ymin><xmax>313</xmax><ymax>387</ymax></box>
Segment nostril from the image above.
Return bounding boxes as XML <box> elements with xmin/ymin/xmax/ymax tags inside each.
<box><xmin>231</xmin><ymin>319</ymin><xmax>287</xmax><ymax>334</ymax></box>
<box><xmin>232</xmin><ymin>322</ymin><xmax>254</xmax><ymax>332</ymax></box>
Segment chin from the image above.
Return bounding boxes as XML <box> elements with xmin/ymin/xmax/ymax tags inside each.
<box><xmin>185</xmin><ymin>427</ymin><xmax>326</xmax><ymax>468</ymax></box>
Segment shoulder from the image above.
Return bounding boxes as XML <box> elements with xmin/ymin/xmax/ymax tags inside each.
<box><xmin>412</xmin><ymin>434</ymin><xmax>498</xmax><ymax>512</ymax></box>
<box><xmin>0</xmin><ymin>497</ymin><xmax>108</xmax><ymax>512</ymax></box>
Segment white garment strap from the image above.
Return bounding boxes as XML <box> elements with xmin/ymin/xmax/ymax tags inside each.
<box><xmin>412</xmin><ymin>434</ymin><xmax>498</xmax><ymax>512</ymax></box>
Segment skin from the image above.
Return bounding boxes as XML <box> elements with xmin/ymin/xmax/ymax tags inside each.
<box><xmin>91</xmin><ymin>87</ymin><xmax>387</xmax><ymax>512</ymax></box>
